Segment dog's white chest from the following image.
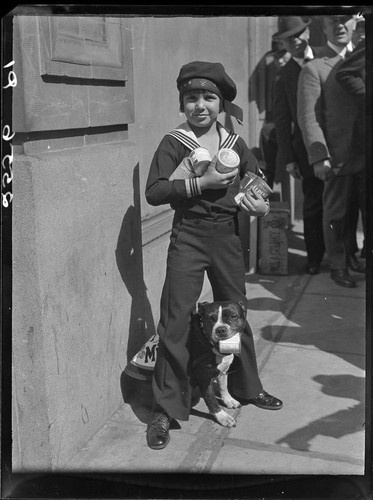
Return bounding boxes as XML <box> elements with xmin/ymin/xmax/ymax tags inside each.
<box><xmin>216</xmin><ymin>353</ymin><xmax>234</xmax><ymax>374</ymax></box>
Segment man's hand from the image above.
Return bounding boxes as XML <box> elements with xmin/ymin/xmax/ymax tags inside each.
<box><xmin>240</xmin><ymin>190</ymin><xmax>269</xmax><ymax>217</ymax></box>
<box><xmin>199</xmin><ymin>156</ymin><xmax>238</xmax><ymax>190</ymax></box>
<box><xmin>313</xmin><ymin>159</ymin><xmax>334</xmax><ymax>181</ymax></box>
<box><xmin>286</xmin><ymin>162</ymin><xmax>301</xmax><ymax>179</ymax></box>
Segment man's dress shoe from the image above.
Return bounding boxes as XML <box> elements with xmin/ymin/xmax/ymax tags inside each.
<box><xmin>347</xmin><ymin>254</ymin><xmax>366</xmax><ymax>273</ymax></box>
<box><xmin>146</xmin><ymin>410</ymin><xmax>171</xmax><ymax>450</ymax></box>
<box><xmin>330</xmin><ymin>269</ymin><xmax>357</xmax><ymax>288</ymax></box>
<box><xmin>248</xmin><ymin>391</ymin><xmax>283</xmax><ymax>410</ymax></box>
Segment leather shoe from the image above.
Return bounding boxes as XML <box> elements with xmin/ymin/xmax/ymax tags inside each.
<box><xmin>146</xmin><ymin>410</ymin><xmax>171</xmax><ymax>450</ymax></box>
<box><xmin>249</xmin><ymin>391</ymin><xmax>283</xmax><ymax>410</ymax></box>
<box><xmin>330</xmin><ymin>269</ymin><xmax>357</xmax><ymax>288</ymax></box>
<box><xmin>347</xmin><ymin>254</ymin><xmax>365</xmax><ymax>273</ymax></box>
<box><xmin>306</xmin><ymin>264</ymin><xmax>319</xmax><ymax>275</ymax></box>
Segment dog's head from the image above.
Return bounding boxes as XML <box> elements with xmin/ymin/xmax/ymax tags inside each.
<box><xmin>197</xmin><ymin>300</ymin><xmax>246</xmax><ymax>346</ymax></box>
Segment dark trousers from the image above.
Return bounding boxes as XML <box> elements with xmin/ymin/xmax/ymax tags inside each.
<box><xmin>259</xmin><ymin>122</ymin><xmax>278</xmax><ymax>188</ymax></box>
<box><xmin>302</xmin><ymin>176</ymin><xmax>325</xmax><ymax>266</ymax></box>
<box><xmin>153</xmin><ymin>214</ymin><xmax>263</xmax><ymax>421</ymax></box>
<box><xmin>322</xmin><ymin>171</ymin><xmax>364</xmax><ymax>270</ymax></box>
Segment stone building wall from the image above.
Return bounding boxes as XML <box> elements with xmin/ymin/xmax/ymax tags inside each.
<box><xmin>11</xmin><ymin>13</ymin><xmax>277</xmax><ymax>469</ymax></box>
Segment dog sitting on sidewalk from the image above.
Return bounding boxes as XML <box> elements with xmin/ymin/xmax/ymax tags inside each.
<box><xmin>190</xmin><ymin>300</ymin><xmax>245</xmax><ymax>428</ymax></box>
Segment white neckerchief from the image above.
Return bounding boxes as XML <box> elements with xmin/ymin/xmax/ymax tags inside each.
<box><xmin>327</xmin><ymin>40</ymin><xmax>354</xmax><ymax>58</ymax></box>
<box><xmin>173</xmin><ymin>121</ymin><xmax>230</xmax><ymax>147</ymax></box>
<box><xmin>293</xmin><ymin>45</ymin><xmax>314</xmax><ymax>67</ymax></box>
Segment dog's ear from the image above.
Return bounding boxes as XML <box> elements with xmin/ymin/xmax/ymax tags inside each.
<box><xmin>197</xmin><ymin>302</ymin><xmax>209</xmax><ymax>315</ymax></box>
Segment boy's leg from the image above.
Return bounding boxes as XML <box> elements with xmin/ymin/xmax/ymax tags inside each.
<box><xmin>207</xmin><ymin>233</ymin><xmax>262</xmax><ymax>398</ymax></box>
<box><xmin>208</xmin><ymin>228</ymin><xmax>282</xmax><ymax>408</ymax></box>
<box><xmin>152</xmin><ymin>222</ymin><xmax>208</xmax><ymax>421</ymax></box>
<box><xmin>147</xmin><ymin>222</ymin><xmax>208</xmax><ymax>449</ymax></box>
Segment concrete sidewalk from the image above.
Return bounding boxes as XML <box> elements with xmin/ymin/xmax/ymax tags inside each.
<box><xmin>66</xmin><ymin>222</ymin><xmax>367</xmax><ymax>478</ymax></box>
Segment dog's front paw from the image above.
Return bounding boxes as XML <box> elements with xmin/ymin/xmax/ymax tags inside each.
<box><xmin>221</xmin><ymin>396</ymin><xmax>241</xmax><ymax>409</ymax></box>
<box><xmin>214</xmin><ymin>409</ymin><xmax>237</xmax><ymax>427</ymax></box>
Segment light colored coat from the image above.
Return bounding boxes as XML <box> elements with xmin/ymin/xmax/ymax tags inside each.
<box><xmin>297</xmin><ymin>44</ymin><xmax>361</xmax><ymax>175</ymax></box>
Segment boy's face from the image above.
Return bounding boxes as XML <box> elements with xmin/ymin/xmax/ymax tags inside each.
<box><xmin>182</xmin><ymin>89</ymin><xmax>221</xmax><ymax>128</ymax></box>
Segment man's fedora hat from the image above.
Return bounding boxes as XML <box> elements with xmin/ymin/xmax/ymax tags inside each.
<box><xmin>274</xmin><ymin>16</ymin><xmax>311</xmax><ymax>39</ymax></box>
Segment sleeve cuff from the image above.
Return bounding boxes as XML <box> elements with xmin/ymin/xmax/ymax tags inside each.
<box><xmin>185</xmin><ymin>177</ymin><xmax>202</xmax><ymax>198</ymax></box>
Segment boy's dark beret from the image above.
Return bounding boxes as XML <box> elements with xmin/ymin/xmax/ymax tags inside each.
<box><xmin>177</xmin><ymin>61</ymin><xmax>237</xmax><ymax>102</ymax></box>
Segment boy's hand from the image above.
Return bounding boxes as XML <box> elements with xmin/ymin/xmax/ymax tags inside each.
<box><xmin>199</xmin><ymin>156</ymin><xmax>238</xmax><ymax>190</ymax></box>
<box><xmin>240</xmin><ymin>190</ymin><xmax>269</xmax><ymax>216</ymax></box>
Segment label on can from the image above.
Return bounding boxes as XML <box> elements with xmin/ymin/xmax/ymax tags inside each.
<box><xmin>189</xmin><ymin>148</ymin><xmax>212</xmax><ymax>176</ymax></box>
<box><xmin>234</xmin><ymin>171</ymin><xmax>273</xmax><ymax>205</ymax></box>
<box><xmin>219</xmin><ymin>332</ymin><xmax>241</xmax><ymax>354</ymax></box>
<box><xmin>216</xmin><ymin>148</ymin><xmax>240</xmax><ymax>173</ymax></box>
<box><xmin>251</xmin><ymin>182</ymin><xmax>271</xmax><ymax>198</ymax></box>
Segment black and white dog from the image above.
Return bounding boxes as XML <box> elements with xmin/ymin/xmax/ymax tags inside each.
<box><xmin>190</xmin><ymin>300</ymin><xmax>246</xmax><ymax>428</ymax></box>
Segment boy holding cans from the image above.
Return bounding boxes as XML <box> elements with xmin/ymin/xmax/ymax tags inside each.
<box><xmin>145</xmin><ymin>61</ymin><xmax>282</xmax><ymax>450</ymax></box>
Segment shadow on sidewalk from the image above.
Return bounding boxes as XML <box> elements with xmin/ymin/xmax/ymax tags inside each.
<box><xmin>246</xmin><ymin>223</ymin><xmax>366</xmax><ymax>451</ymax></box>
<box><xmin>275</xmin><ymin>374</ymin><xmax>365</xmax><ymax>451</ymax></box>
<box><xmin>120</xmin><ymin>221</ymin><xmax>366</xmax><ymax>449</ymax></box>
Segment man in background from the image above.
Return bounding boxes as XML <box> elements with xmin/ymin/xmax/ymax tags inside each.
<box><xmin>273</xmin><ymin>16</ymin><xmax>325</xmax><ymax>275</ymax></box>
<box><xmin>335</xmin><ymin>15</ymin><xmax>366</xmax><ymax>262</ymax></box>
<box><xmin>297</xmin><ymin>15</ymin><xmax>365</xmax><ymax>288</ymax></box>
<box><xmin>249</xmin><ymin>23</ymin><xmax>291</xmax><ymax>189</ymax></box>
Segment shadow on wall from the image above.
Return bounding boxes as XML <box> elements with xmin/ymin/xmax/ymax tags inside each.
<box><xmin>115</xmin><ymin>164</ymin><xmax>157</xmax><ymax>420</ymax></box>
<box><xmin>115</xmin><ymin>164</ymin><xmax>156</xmax><ymax>365</ymax></box>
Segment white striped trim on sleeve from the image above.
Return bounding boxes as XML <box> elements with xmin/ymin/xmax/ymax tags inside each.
<box><xmin>185</xmin><ymin>177</ymin><xmax>202</xmax><ymax>198</ymax></box>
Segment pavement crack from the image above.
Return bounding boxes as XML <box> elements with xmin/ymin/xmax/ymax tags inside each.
<box><xmin>177</xmin><ymin>407</ymin><xmax>242</xmax><ymax>473</ymax></box>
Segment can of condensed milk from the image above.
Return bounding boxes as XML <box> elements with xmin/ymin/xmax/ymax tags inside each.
<box><xmin>219</xmin><ymin>333</ymin><xmax>241</xmax><ymax>354</ymax></box>
<box><xmin>189</xmin><ymin>147</ymin><xmax>212</xmax><ymax>176</ymax></box>
<box><xmin>215</xmin><ymin>148</ymin><xmax>240</xmax><ymax>174</ymax></box>
<box><xmin>234</xmin><ymin>171</ymin><xmax>273</xmax><ymax>206</ymax></box>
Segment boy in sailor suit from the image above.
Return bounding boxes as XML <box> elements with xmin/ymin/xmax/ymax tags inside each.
<box><xmin>145</xmin><ymin>61</ymin><xmax>283</xmax><ymax>450</ymax></box>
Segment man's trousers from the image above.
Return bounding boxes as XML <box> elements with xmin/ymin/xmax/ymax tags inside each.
<box><xmin>302</xmin><ymin>176</ymin><xmax>325</xmax><ymax>267</ymax></box>
<box><xmin>322</xmin><ymin>171</ymin><xmax>365</xmax><ymax>270</ymax></box>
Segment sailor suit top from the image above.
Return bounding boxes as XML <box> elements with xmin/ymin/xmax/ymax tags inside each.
<box><xmin>145</xmin><ymin>121</ymin><xmax>262</xmax><ymax>219</ymax></box>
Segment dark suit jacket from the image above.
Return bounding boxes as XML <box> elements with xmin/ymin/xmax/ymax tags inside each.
<box><xmin>249</xmin><ymin>49</ymin><xmax>289</xmax><ymax>120</ymax></box>
<box><xmin>273</xmin><ymin>57</ymin><xmax>313</xmax><ymax>179</ymax></box>
<box><xmin>335</xmin><ymin>42</ymin><xmax>365</xmax><ymax>98</ymax></box>
<box><xmin>335</xmin><ymin>42</ymin><xmax>365</xmax><ymax>160</ymax></box>
<box><xmin>297</xmin><ymin>44</ymin><xmax>362</xmax><ymax>175</ymax></box>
